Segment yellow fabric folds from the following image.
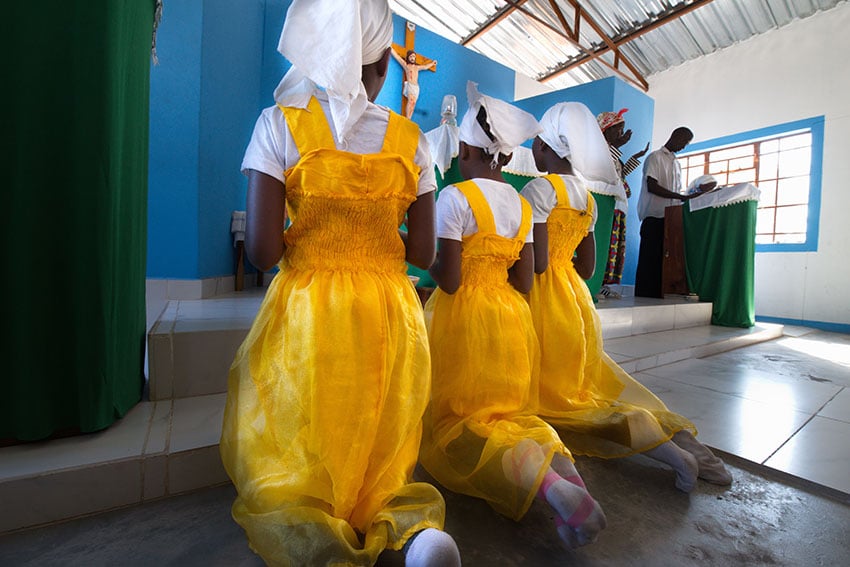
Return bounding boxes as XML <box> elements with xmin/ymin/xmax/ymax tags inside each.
<box><xmin>420</xmin><ymin>180</ymin><xmax>569</xmax><ymax>522</ymax></box>
<box><xmin>220</xmin><ymin>98</ymin><xmax>444</xmax><ymax>566</ymax></box>
<box><xmin>527</xmin><ymin>174</ymin><xmax>696</xmax><ymax>458</ymax></box>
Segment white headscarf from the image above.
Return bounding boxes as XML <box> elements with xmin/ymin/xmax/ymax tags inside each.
<box><xmin>458</xmin><ymin>81</ymin><xmax>541</xmax><ymax>166</ymax></box>
<box><xmin>274</xmin><ymin>0</ymin><xmax>393</xmax><ymax>143</ymax></box>
<box><xmin>538</xmin><ymin>102</ymin><xmax>623</xmax><ymax>202</ymax></box>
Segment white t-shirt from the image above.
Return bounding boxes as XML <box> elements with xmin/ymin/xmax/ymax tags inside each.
<box><xmin>520</xmin><ymin>174</ymin><xmax>598</xmax><ymax>231</ymax></box>
<box><xmin>241</xmin><ymin>91</ymin><xmax>436</xmax><ymax>197</ymax></box>
<box><xmin>436</xmin><ymin>178</ymin><xmax>534</xmax><ymax>243</ymax></box>
<box><xmin>637</xmin><ymin>146</ymin><xmax>683</xmax><ymax>220</ymax></box>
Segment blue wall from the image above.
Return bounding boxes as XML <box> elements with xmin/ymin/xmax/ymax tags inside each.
<box><xmin>147</xmin><ymin>0</ymin><xmax>264</xmax><ymax>279</ymax></box>
<box><xmin>612</xmin><ymin>78</ymin><xmax>655</xmax><ymax>285</ymax></box>
<box><xmin>198</xmin><ymin>0</ymin><xmax>266</xmax><ymax>278</ymax></box>
<box><xmin>147</xmin><ymin>1</ymin><xmax>203</xmax><ymax>278</ymax></box>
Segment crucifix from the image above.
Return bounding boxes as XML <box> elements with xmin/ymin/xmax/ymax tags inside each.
<box><xmin>390</xmin><ymin>21</ymin><xmax>437</xmax><ymax>119</ymax></box>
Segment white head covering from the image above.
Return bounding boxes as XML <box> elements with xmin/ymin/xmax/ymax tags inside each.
<box><xmin>538</xmin><ymin>102</ymin><xmax>622</xmax><ymax>201</ymax></box>
<box><xmin>273</xmin><ymin>0</ymin><xmax>393</xmax><ymax>143</ymax></box>
<box><xmin>458</xmin><ymin>81</ymin><xmax>541</xmax><ymax>167</ymax></box>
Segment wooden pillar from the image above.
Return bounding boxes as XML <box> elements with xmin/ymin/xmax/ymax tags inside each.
<box><xmin>662</xmin><ymin>204</ymin><xmax>690</xmax><ymax>295</ymax></box>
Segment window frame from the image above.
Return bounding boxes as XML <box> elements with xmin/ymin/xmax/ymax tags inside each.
<box><xmin>679</xmin><ymin>116</ymin><xmax>824</xmax><ymax>253</ymax></box>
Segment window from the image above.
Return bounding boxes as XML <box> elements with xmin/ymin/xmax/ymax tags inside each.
<box><xmin>677</xmin><ymin>117</ymin><xmax>824</xmax><ymax>252</ymax></box>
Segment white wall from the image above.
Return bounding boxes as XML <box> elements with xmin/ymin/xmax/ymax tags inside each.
<box><xmin>647</xmin><ymin>2</ymin><xmax>850</xmax><ymax>327</ymax></box>
<box><xmin>514</xmin><ymin>71</ymin><xmax>556</xmax><ymax>101</ymax></box>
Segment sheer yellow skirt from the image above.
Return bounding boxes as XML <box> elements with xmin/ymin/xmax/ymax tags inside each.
<box><xmin>220</xmin><ymin>267</ymin><xmax>444</xmax><ymax>566</ymax></box>
<box><xmin>529</xmin><ymin>264</ymin><xmax>696</xmax><ymax>458</ymax></box>
<box><xmin>420</xmin><ymin>285</ymin><xmax>568</xmax><ymax>521</ymax></box>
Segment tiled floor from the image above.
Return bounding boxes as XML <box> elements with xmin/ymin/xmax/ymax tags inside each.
<box><xmin>631</xmin><ymin>328</ymin><xmax>850</xmax><ymax>494</ymax></box>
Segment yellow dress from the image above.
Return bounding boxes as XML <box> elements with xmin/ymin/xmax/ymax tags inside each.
<box><xmin>220</xmin><ymin>97</ymin><xmax>444</xmax><ymax>566</ymax></box>
<box><xmin>420</xmin><ymin>180</ymin><xmax>569</xmax><ymax>522</ymax></box>
<box><xmin>527</xmin><ymin>174</ymin><xmax>696</xmax><ymax>458</ymax></box>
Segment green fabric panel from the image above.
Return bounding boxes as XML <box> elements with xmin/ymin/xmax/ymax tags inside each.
<box><xmin>683</xmin><ymin>201</ymin><xmax>757</xmax><ymax>328</ymax></box>
<box><xmin>587</xmin><ymin>192</ymin><xmax>615</xmax><ymax>299</ymax></box>
<box><xmin>3</xmin><ymin>1</ymin><xmax>152</xmax><ymax>441</ymax></box>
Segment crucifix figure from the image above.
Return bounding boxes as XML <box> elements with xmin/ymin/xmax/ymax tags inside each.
<box><xmin>391</xmin><ymin>21</ymin><xmax>437</xmax><ymax>119</ymax></box>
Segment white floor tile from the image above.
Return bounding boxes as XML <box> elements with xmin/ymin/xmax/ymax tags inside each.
<box><xmin>640</xmin><ymin>358</ymin><xmax>842</xmax><ymax>414</ymax></box>
<box><xmin>818</xmin><ymin>387</ymin><xmax>850</xmax><ymax>423</ymax></box>
<box><xmin>634</xmin><ymin>372</ymin><xmax>812</xmax><ymax>464</ymax></box>
<box><xmin>764</xmin><ymin>415</ymin><xmax>850</xmax><ymax>494</ymax></box>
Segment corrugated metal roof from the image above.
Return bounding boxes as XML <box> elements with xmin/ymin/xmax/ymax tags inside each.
<box><xmin>389</xmin><ymin>0</ymin><xmax>846</xmax><ymax>91</ymax></box>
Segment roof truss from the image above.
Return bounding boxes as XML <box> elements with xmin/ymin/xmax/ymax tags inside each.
<box><xmin>459</xmin><ymin>0</ymin><xmax>717</xmax><ymax>92</ymax></box>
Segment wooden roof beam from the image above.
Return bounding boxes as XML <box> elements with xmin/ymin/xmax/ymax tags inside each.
<box><xmin>558</xmin><ymin>0</ymin><xmax>647</xmax><ymax>88</ymax></box>
<box><xmin>461</xmin><ymin>0</ymin><xmax>528</xmax><ymax>45</ymax></box>
<box><xmin>542</xmin><ymin>0</ymin><xmax>717</xmax><ymax>82</ymax></box>
<box><xmin>509</xmin><ymin>0</ymin><xmax>648</xmax><ymax>91</ymax></box>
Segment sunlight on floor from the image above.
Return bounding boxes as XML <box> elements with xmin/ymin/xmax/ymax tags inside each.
<box><xmin>778</xmin><ymin>337</ymin><xmax>850</xmax><ymax>367</ymax></box>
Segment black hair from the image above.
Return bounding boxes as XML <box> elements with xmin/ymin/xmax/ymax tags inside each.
<box><xmin>475</xmin><ymin>106</ymin><xmax>496</xmax><ymax>143</ymax></box>
<box><xmin>672</xmin><ymin>126</ymin><xmax>693</xmax><ymax>139</ymax></box>
<box><xmin>473</xmin><ymin>106</ymin><xmax>509</xmax><ymax>165</ymax></box>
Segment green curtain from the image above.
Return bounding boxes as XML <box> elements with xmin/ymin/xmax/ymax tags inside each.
<box><xmin>683</xmin><ymin>201</ymin><xmax>757</xmax><ymax>327</ymax></box>
<box><xmin>586</xmin><ymin>192</ymin><xmax>615</xmax><ymax>299</ymax></box>
<box><xmin>3</xmin><ymin>2</ymin><xmax>153</xmax><ymax>441</ymax></box>
<box><xmin>409</xmin><ymin>159</ymin><xmax>612</xmax><ymax>297</ymax></box>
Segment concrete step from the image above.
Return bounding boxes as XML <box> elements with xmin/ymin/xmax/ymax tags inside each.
<box><xmin>147</xmin><ymin>289</ymin><xmax>717</xmax><ymax>400</ymax></box>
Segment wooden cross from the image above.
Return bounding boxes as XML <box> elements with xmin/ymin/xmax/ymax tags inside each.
<box><xmin>391</xmin><ymin>21</ymin><xmax>437</xmax><ymax>118</ymax></box>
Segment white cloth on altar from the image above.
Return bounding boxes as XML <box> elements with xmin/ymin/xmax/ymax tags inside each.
<box><xmin>689</xmin><ymin>182</ymin><xmax>761</xmax><ymax>212</ymax></box>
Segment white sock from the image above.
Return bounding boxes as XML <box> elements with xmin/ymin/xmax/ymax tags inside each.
<box><xmin>539</xmin><ymin>469</ymin><xmax>607</xmax><ymax>548</ymax></box>
<box><xmin>550</xmin><ymin>453</ymin><xmax>587</xmax><ymax>488</ymax></box>
<box><xmin>501</xmin><ymin>439</ymin><xmax>547</xmax><ymax>492</ymax></box>
<box><xmin>644</xmin><ymin>441</ymin><xmax>699</xmax><ymax>492</ymax></box>
<box><xmin>404</xmin><ymin>528</ymin><xmax>461</xmax><ymax>567</ymax></box>
<box><xmin>672</xmin><ymin>431</ymin><xmax>733</xmax><ymax>485</ymax></box>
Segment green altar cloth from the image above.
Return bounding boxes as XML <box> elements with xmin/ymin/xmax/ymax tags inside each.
<box><xmin>3</xmin><ymin>1</ymin><xmax>153</xmax><ymax>441</ymax></box>
<box><xmin>683</xmin><ymin>197</ymin><xmax>758</xmax><ymax>327</ymax></box>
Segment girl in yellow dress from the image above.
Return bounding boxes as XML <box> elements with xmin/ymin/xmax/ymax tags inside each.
<box><xmin>522</xmin><ymin>102</ymin><xmax>732</xmax><ymax>492</ymax></box>
<box><xmin>420</xmin><ymin>82</ymin><xmax>607</xmax><ymax>550</ymax></box>
<box><xmin>219</xmin><ymin>2</ymin><xmax>460</xmax><ymax>565</ymax></box>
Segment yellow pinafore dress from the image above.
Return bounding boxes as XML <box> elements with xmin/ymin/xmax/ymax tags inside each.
<box><xmin>527</xmin><ymin>174</ymin><xmax>696</xmax><ymax>458</ymax></box>
<box><xmin>420</xmin><ymin>180</ymin><xmax>569</xmax><ymax>522</ymax></box>
<box><xmin>220</xmin><ymin>98</ymin><xmax>444</xmax><ymax>566</ymax></box>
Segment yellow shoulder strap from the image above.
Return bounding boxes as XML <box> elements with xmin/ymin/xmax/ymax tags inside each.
<box><xmin>544</xmin><ymin>173</ymin><xmax>571</xmax><ymax>207</ymax></box>
<box><xmin>278</xmin><ymin>97</ymin><xmax>336</xmax><ymax>155</ymax></box>
<box><xmin>586</xmin><ymin>189</ymin><xmax>596</xmax><ymax>217</ymax></box>
<box><xmin>381</xmin><ymin>111</ymin><xmax>420</xmax><ymax>164</ymax></box>
<box><xmin>455</xmin><ymin>180</ymin><xmax>497</xmax><ymax>234</ymax></box>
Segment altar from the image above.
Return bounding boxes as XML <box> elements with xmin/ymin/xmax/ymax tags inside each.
<box><xmin>663</xmin><ymin>183</ymin><xmax>760</xmax><ymax>327</ymax></box>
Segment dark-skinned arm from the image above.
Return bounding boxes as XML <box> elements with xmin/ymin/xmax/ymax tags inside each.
<box><xmin>245</xmin><ymin>169</ymin><xmax>287</xmax><ymax>271</ymax></box>
<box><xmin>531</xmin><ymin>222</ymin><xmax>549</xmax><ymax>274</ymax></box>
<box><xmin>646</xmin><ymin>176</ymin><xmax>700</xmax><ymax>201</ymax></box>
<box><xmin>508</xmin><ymin>243</ymin><xmax>535</xmax><ymax>294</ymax></box>
<box><xmin>573</xmin><ymin>232</ymin><xmax>596</xmax><ymax>280</ymax></box>
<box><xmin>403</xmin><ymin>191</ymin><xmax>436</xmax><ymax>270</ymax></box>
<box><xmin>429</xmin><ymin>238</ymin><xmax>462</xmax><ymax>294</ymax></box>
